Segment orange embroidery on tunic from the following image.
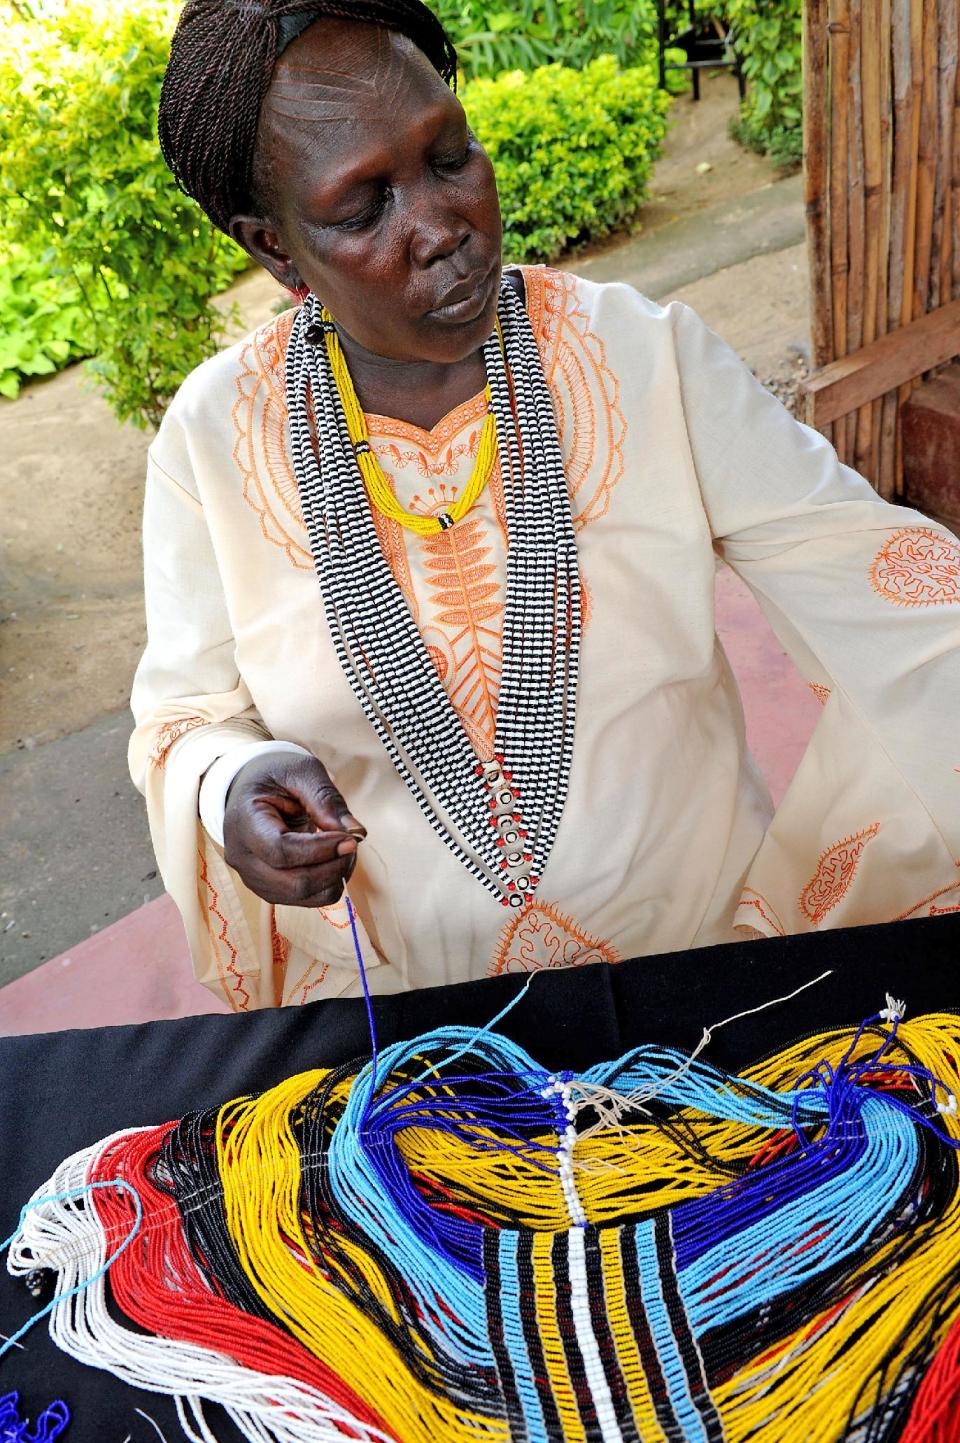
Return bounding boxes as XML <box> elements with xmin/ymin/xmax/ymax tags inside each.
<box><xmin>150</xmin><ymin>715</ymin><xmax>205</xmax><ymax>769</ymax></box>
<box><xmin>736</xmin><ymin>887</ymin><xmax>786</xmax><ymax>937</ymax></box>
<box><xmin>420</xmin><ymin>514</ymin><xmax>503</xmax><ymax>755</ymax></box>
<box><xmin>868</xmin><ymin>527</ymin><xmax>960</xmax><ymax>607</ymax></box>
<box><xmin>489</xmin><ymin>901</ymin><xmax>620</xmax><ymax>976</ymax></box>
<box><xmin>890</xmin><ymin>878</ymin><xmax>960</xmax><ymax>921</ymax></box>
<box><xmin>317</xmin><ymin>897</ymin><xmax>353</xmax><ymax>930</ymax></box>
<box><xmin>270</xmin><ymin>914</ymin><xmax>290</xmax><ymax>971</ymax></box>
<box><xmin>366</xmin><ymin>390</ymin><xmax>489</xmax><ymax>457</ymax></box>
<box><xmin>807</xmin><ymin>683</ymin><xmax>831</xmax><ymax>706</ymax></box>
<box><xmin>285</xmin><ymin>896</ymin><xmax>355</xmax><ymax>1004</ymax></box>
<box><xmin>233</xmin><ymin>309</ymin><xmax>312</xmax><ymax>571</ymax></box>
<box><xmin>522</xmin><ymin>266</ymin><xmax>627</xmax><ymax>531</ymax></box>
<box><xmin>290</xmin><ymin>959</ymin><xmax>331</xmax><ymax>1007</ymax></box>
<box><xmin>799</xmin><ymin>823</ymin><xmax>880</xmax><ymax>926</ymax></box>
<box><xmin>197</xmin><ymin>847</ymin><xmax>250</xmax><ymax>1011</ymax></box>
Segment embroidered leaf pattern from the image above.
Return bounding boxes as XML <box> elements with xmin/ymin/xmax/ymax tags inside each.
<box><xmin>421</xmin><ymin>513</ymin><xmax>504</xmax><ymax>754</ymax></box>
<box><xmin>799</xmin><ymin>823</ymin><xmax>880</xmax><ymax>926</ymax></box>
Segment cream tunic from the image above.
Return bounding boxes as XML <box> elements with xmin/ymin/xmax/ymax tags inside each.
<box><xmin>129</xmin><ymin>266</ymin><xmax>960</xmax><ymax>1010</ymax></box>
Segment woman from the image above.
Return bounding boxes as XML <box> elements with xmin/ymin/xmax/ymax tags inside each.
<box><xmin>131</xmin><ymin>0</ymin><xmax>960</xmax><ymax>1010</ymax></box>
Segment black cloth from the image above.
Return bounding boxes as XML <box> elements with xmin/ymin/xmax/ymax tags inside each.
<box><xmin>0</xmin><ymin>914</ymin><xmax>957</xmax><ymax>1439</ymax></box>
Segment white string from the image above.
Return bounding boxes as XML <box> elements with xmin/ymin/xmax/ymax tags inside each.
<box><xmin>5</xmin><ymin>1136</ymin><xmax>398</xmax><ymax>1443</ymax></box>
<box><xmin>135</xmin><ymin>1407</ymin><xmax>171</xmax><ymax>1443</ymax></box>
<box><xmin>570</xmin><ymin>969</ymin><xmax>836</xmax><ymax>1144</ymax></box>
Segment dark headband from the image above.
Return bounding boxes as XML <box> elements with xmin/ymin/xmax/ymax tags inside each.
<box><xmin>276</xmin><ymin>9</ymin><xmax>326</xmax><ymax>55</ymax></box>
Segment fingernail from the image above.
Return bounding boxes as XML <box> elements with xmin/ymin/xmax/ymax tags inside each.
<box><xmin>339</xmin><ymin>813</ymin><xmax>366</xmax><ymax>838</ymax></box>
<box><xmin>336</xmin><ymin>838</ymin><xmax>358</xmax><ymax>858</ymax></box>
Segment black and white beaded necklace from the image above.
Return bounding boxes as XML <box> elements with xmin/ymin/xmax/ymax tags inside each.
<box><xmin>286</xmin><ymin>279</ymin><xmax>581</xmax><ymax>910</ymax></box>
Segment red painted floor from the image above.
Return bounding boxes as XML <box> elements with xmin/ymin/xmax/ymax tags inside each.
<box><xmin>0</xmin><ymin>569</ymin><xmax>822</xmax><ymax>1036</ymax></box>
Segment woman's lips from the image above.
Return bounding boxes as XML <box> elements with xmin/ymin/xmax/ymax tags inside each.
<box><xmin>426</xmin><ymin>264</ymin><xmax>499</xmax><ymax>323</ymax></box>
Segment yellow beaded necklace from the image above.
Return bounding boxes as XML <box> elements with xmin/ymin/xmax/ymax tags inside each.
<box><xmin>322</xmin><ymin>307</ymin><xmax>500</xmax><ymax>537</ymax></box>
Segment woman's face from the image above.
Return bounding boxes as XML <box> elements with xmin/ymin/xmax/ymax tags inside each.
<box><xmin>234</xmin><ymin>20</ymin><xmax>503</xmax><ymax>366</ymax></box>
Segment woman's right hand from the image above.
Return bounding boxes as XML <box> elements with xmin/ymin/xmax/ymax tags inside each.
<box><xmin>222</xmin><ymin>753</ymin><xmax>365</xmax><ymax>908</ymax></box>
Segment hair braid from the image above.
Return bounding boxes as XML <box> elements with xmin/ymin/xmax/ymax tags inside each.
<box><xmin>158</xmin><ymin>0</ymin><xmax>457</xmax><ymax>235</ymax></box>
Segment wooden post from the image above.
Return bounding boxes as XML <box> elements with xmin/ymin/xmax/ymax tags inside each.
<box><xmin>805</xmin><ymin>0</ymin><xmax>833</xmax><ymax>372</ymax></box>
<box><xmin>930</xmin><ymin>0</ymin><xmax>958</xmax><ymax>312</ymax></box>
<box><xmin>894</xmin><ymin>0</ymin><xmax>925</xmax><ymax>494</ymax></box>
<box><xmin>857</xmin><ymin>0</ymin><xmax>884</xmax><ymax>478</ymax></box>
<box><xmin>947</xmin><ymin>4</ymin><xmax>952</xmax><ymax>298</ymax></box>
<box><xmin>829</xmin><ymin>0</ymin><xmax>852</xmax><ymax>460</ymax></box>
<box><xmin>885</xmin><ymin>0</ymin><xmax>920</xmax><ymax>495</ymax></box>
<box><xmin>847</xmin><ymin>0</ymin><xmax>865</xmax><ymax>364</ymax></box>
<box><xmin>912</xmin><ymin>0</ymin><xmax>938</xmax><ymax>323</ymax></box>
<box><xmin>874</xmin><ymin>0</ymin><xmax>895</xmax><ymax>495</ymax></box>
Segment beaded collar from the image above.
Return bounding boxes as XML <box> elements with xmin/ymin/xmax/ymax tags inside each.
<box><xmin>286</xmin><ymin>279</ymin><xmax>581</xmax><ymax>909</ymax></box>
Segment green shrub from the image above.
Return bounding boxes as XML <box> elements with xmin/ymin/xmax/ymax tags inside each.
<box><xmin>722</xmin><ymin>0</ymin><xmax>802</xmax><ymax>164</ymax></box>
<box><xmin>464</xmin><ymin>56</ymin><xmax>671</xmax><ymax>263</ymax></box>
<box><xmin>0</xmin><ymin>246</ymin><xmax>93</xmax><ymax>397</ymax></box>
<box><xmin>435</xmin><ymin>0</ymin><xmax>659</xmax><ymax>78</ymax></box>
<box><xmin>0</xmin><ymin>4</ymin><xmax>672</xmax><ymax>424</ymax></box>
<box><xmin>0</xmin><ymin>1</ymin><xmax>247</xmax><ymax>426</ymax></box>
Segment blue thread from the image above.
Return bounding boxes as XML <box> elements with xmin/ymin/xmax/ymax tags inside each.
<box><xmin>0</xmin><ymin>1181</ymin><xmax>143</xmax><ymax>1362</ymax></box>
<box><xmin>344</xmin><ymin>893</ymin><xmax>380</xmax><ymax>1119</ymax></box>
<box><xmin>0</xmin><ymin>1393</ymin><xmax>70</xmax><ymax>1441</ymax></box>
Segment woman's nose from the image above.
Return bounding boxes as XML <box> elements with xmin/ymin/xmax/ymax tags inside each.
<box><xmin>409</xmin><ymin>202</ymin><xmax>471</xmax><ymax>269</ymax></box>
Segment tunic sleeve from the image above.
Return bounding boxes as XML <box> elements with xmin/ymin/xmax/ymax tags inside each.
<box><xmin>128</xmin><ymin>441</ymin><xmax>283</xmax><ymax>1008</ymax></box>
<box><xmin>670</xmin><ymin>301</ymin><xmax>960</xmax><ymax>934</ymax></box>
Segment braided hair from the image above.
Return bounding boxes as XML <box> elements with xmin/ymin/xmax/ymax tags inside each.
<box><xmin>158</xmin><ymin>0</ymin><xmax>458</xmax><ymax>235</ymax></box>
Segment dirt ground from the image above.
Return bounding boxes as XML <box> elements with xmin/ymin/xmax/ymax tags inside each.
<box><xmin>0</xmin><ymin>76</ymin><xmax>796</xmax><ymax>756</ymax></box>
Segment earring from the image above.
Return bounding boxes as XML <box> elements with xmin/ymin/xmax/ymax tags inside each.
<box><xmin>288</xmin><ymin>281</ymin><xmax>310</xmax><ymax>304</ymax></box>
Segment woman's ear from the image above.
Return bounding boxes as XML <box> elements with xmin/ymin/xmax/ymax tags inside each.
<box><xmin>229</xmin><ymin>215</ymin><xmax>302</xmax><ymax>292</ymax></box>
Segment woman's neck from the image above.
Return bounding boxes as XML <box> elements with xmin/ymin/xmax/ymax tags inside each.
<box><xmin>336</xmin><ymin>334</ymin><xmax>487</xmax><ymax>432</ymax></box>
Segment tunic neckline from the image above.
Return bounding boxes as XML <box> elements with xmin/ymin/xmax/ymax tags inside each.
<box><xmin>363</xmin><ymin>388</ymin><xmax>489</xmax><ymax>453</ymax></box>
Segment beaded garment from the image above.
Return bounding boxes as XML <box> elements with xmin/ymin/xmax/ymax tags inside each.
<box><xmin>8</xmin><ymin>1004</ymin><xmax>960</xmax><ymax>1440</ymax></box>
<box><xmin>285</xmin><ymin>280</ymin><xmax>581</xmax><ymax>910</ymax></box>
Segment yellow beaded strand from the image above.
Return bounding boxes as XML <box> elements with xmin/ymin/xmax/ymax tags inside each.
<box><xmin>323</xmin><ymin>307</ymin><xmax>500</xmax><ymax>536</ymax></box>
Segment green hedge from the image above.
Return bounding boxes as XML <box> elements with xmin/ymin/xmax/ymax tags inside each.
<box><xmin>435</xmin><ymin>0</ymin><xmax>658</xmax><ymax>77</ymax></box>
<box><xmin>0</xmin><ymin>4</ymin><xmax>670</xmax><ymax>424</ymax></box>
<box><xmin>464</xmin><ymin>56</ymin><xmax>671</xmax><ymax>263</ymax></box>
<box><xmin>0</xmin><ymin>1</ymin><xmax>247</xmax><ymax>423</ymax></box>
<box><xmin>723</xmin><ymin>0</ymin><xmax>803</xmax><ymax>167</ymax></box>
<box><xmin>0</xmin><ymin>245</ymin><xmax>94</xmax><ymax>396</ymax></box>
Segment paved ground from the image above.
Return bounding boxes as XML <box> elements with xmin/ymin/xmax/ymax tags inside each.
<box><xmin>0</xmin><ymin>75</ymin><xmax>806</xmax><ymax>981</ymax></box>
<box><xmin>577</xmin><ymin>174</ymin><xmax>804</xmax><ymax>300</ymax></box>
<box><xmin>0</xmin><ymin>713</ymin><xmax>164</xmax><ymax>987</ymax></box>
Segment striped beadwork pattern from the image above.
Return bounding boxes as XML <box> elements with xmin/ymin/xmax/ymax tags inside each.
<box><xmin>285</xmin><ymin>280</ymin><xmax>581</xmax><ymax>908</ymax></box>
<box><xmin>9</xmin><ymin>1008</ymin><xmax>960</xmax><ymax>1441</ymax></box>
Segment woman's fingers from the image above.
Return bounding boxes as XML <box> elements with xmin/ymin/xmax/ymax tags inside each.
<box><xmin>222</xmin><ymin>752</ymin><xmax>364</xmax><ymax>907</ymax></box>
<box><xmin>239</xmin><ymin>853</ymin><xmax>355</xmax><ymax>907</ymax></box>
<box><xmin>292</xmin><ymin>772</ymin><xmax>366</xmax><ymax>837</ymax></box>
<box><xmin>243</xmin><ymin>800</ymin><xmax>357</xmax><ymax>870</ymax></box>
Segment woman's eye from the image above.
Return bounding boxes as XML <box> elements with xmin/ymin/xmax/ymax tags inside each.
<box><xmin>336</xmin><ymin>190</ymin><xmax>389</xmax><ymax>230</ymax></box>
<box><xmin>434</xmin><ymin>141</ymin><xmax>473</xmax><ymax>173</ymax></box>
